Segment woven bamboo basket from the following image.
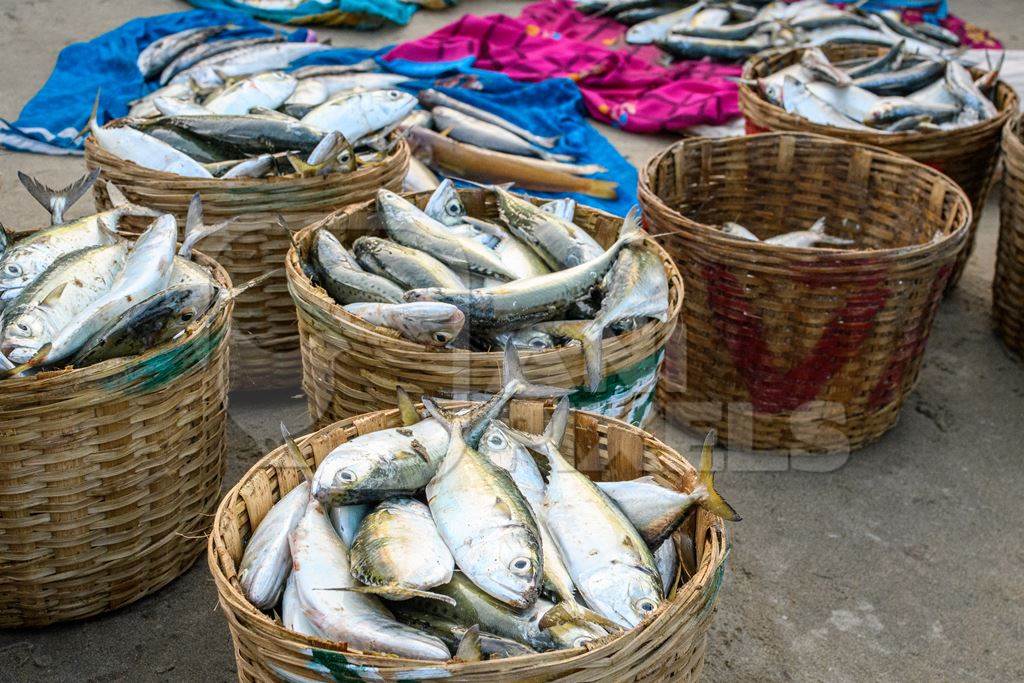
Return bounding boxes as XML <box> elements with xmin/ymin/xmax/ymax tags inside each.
<box><xmin>84</xmin><ymin>124</ymin><xmax>409</xmax><ymax>390</ymax></box>
<box><xmin>285</xmin><ymin>189</ymin><xmax>683</xmax><ymax>428</ymax></box>
<box><xmin>639</xmin><ymin>132</ymin><xmax>972</xmax><ymax>453</ymax></box>
<box><xmin>994</xmin><ymin>115</ymin><xmax>1024</xmax><ymax>359</ymax></box>
<box><xmin>739</xmin><ymin>44</ymin><xmax>1017</xmax><ymax>291</ymax></box>
<box><xmin>0</xmin><ymin>252</ymin><xmax>232</xmax><ymax>627</ymax></box>
<box><xmin>209</xmin><ymin>399</ymin><xmax>729</xmax><ymax>682</ymax></box>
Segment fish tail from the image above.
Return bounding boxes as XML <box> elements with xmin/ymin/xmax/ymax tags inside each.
<box><xmin>454</xmin><ymin>625</ymin><xmax>483</xmax><ymax>662</ymax></box>
<box><xmin>179</xmin><ymin>192</ymin><xmax>237</xmax><ymax>258</ymax></box>
<box><xmin>228</xmin><ymin>270</ymin><xmax>279</xmax><ymax>301</ymax></box>
<box><xmin>504</xmin><ymin>344</ymin><xmax>572</xmax><ymax>399</ymax></box>
<box><xmin>396</xmin><ymin>386</ymin><xmax>422</xmax><ymax>427</ymax></box>
<box><xmin>280</xmin><ymin>422</ymin><xmax>316</xmax><ymax>483</ymax></box>
<box><xmin>539</xmin><ymin>149</ymin><xmax>576</xmax><ymax>164</ymax></box>
<box><xmin>327</xmin><ymin>585</ymin><xmax>457</xmax><ymax>606</ymax></box>
<box><xmin>84</xmin><ymin>89</ymin><xmax>102</xmax><ymax>138</ymax></box>
<box><xmin>809</xmin><ymin>217</ymin><xmax>855</xmax><ymax>246</ymax></box>
<box><xmin>617</xmin><ymin>206</ymin><xmax>646</xmax><ymax>247</ymax></box>
<box><xmin>538</xmin><ymin>600</ymin><xmax>619</xmax><ymax>633</ymax></box>
<box><xmin>421</xmin><ymin>396</ymin><xmax>464</xmax><ymax>435</ymax></box>
<box><xmin>17</xmin><ymin>169</ymin><xmax>99</xmax><ymax>226</ymax></box>
<box><xmin>528</xmin><ymin>133</ymin><xmax>560</xmax><ymax>149</ymax></box>
<box><xmin>540</xmin><ymin>319</ymin><xmax>605</xmax><ymax>392</ymax></box>
<box><xmin>697</xmin><ymin>430</ymin><xmax>741</xmax><ymax>522</ymax></box>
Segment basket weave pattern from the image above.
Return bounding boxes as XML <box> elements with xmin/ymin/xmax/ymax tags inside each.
<box><xmin>286</xmin><ymin>189</ymin><xmax>683</xmax><ymax>427</ymax></box>
<box><xmin>84</xmin><ymin>131</ymin><xmax>409</xmax><ymax>390</ymax></box>
<box><xmin>995</xmin><ymin>116</ymin><xmax>1024</xmax><ymax>358</ymax></box>
<box><xmin>639</xmin><ymin>133</ymin><xmax>972</xmax><ymax>453</ymax></box>
<box><xmin>739</xmin><ymin>45</ymin><xmax>1017</xmax><ymax>291</ymax></box>
<box><xmin>0</xmin><ymin>254</ymin><xmax>232</xmax><ymax>627</ymax></box>
<box><xmin>209</xmin><ymin>400</ymin><xmax>728</xmax><ymax>682</ymax></box>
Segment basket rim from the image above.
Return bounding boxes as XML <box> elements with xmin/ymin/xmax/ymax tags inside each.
<box><xmin>639</xmin><ymin>131</ymin><xmax>974</xmax><ymax>260</ymax></box>
<box><xmin>207</xmin><ymin>400</ymin><xmax>730</xmax><ymax>671</ymax></box>
<box><xmin>738</xmin><ymin>44</ymin><xmax>1020</xmax><ymax>146</ymax></box>
<box><xmin>284</xmin><ymin>188</ymin><xmax>684</xmax><ymax>362</ymax></box>
<box><xmin>84</xmin><ymin>121</ymin><xmax>408</xmax><ymax>189</ymax></box>
<box><xmin>0</xmin><ymin>247</ymin><xmax>232</xmax><ymax>391</ymax></box>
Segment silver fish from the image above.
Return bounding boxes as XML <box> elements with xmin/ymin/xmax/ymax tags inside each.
<box><xmin>423</xmin><ymin>178</ymin><xmax>467</xmax><ymax>227</ymax></box>
<box><xmin>596</xmin><ymin>476</ymin><xmax>707</xmax><ymax>547</ymax></box>
<box><xmin>624</xmin><ymin>0</ymin><xmax>705</xmax><ymax>43</ymax></box>
<box><xmin>406</xmin><ymin>211</ymin><xmax>643</xmax><ymax>331</ymax></box>
<box><xmin>343</xmin><ymin>302</ymin><xmax>465</xmax><ymax>347</ymax></box>
<box><xmin>137</xmin><ymin>25</ymin><xmax>233</xmax><ymax>79</ymax></box>
<box><xmin>311</xmin><ymin>230</ymin><xmax>404</xmax><ymax>305</ymax></box>
<box><xmin>329</xmin><ymin>504</ymin><xmax>369</xmax><ymax>547</ymax></box>
<box><xmin>781</xmin><ymin>77</ymin><xmax>875</xmax><ymax>131</ymax></box>
<box><xmin>404</xmin><ymin>157</ymin><xmax>441</xmax><ymax>193</ymax></box>
<box><xmin>177</xmin><ymin>42</ymin><xmax>333</xmax><ymax>89</ymax></box>
<box><xmin>204</xmin><ymin>71</ymin><xmax>297</xmax><ymax>115</ymax></box>
<box><xmin>844</xmin><ymin>40</ymin><xmax>906</xmax><ymax>79</ymax></box>
<box><xmin>462</xmin><ymin>217</ymin><xmax>549</xmax><ymax>278</ymax></box>
<box><xmin>654</xmin><ymin>538</ymin><xmax>678</xmax><ymax>597</ymax></box>
<box><xmin>422</xmin><ymin>399</ymin><xmax>543</xmax><ymax>609</ymax></box>
<box><xmin>16</xmin><ymin>170</ymin><xmax>99</xmax><ymax>226</ymax></box>
<box><xmin>504</xmin><ymin>399</ymin><xmax>662</xmax><ymax>628</ymax></box>
<box><xmin>494</xmin><ymin>188</ymin><xmax>603</xmax><ymax>269</ymax></box>
<box><xmin>220</xmin><ymin>154</ymin><xmax>275</xmax><ymax>179</ymax></box>
<box><xmin>238</xmin><ymin>481</ymin><xmax>309</xmax><ymax>610</ymax></box>
<box><xmin>853</xmin><ymin>58</ymin><xmax>946</xmax><ymax>95</ymax></box>
<box><xmin>419</xmin><ymin>89</ymin><xmax>558</xmax><ymax>149</ymax></box>
<box><xmin>396</xmin><ymin>611</ymin><xmax>537</xmax><ymax>658</ymax></box>
<box><xmin>153</xmin><ymin>97</ymin><xmax>213</xmax><ymax>117</ymax></box>
<box><xmin>128</xmin><ymin>81</ymin><xmax>197</xmax><ymax>118</ymax></box>
<box><xmin>720</xmin><ymin>222</ymin><xmax>759</xmax><ymax>241</ymax></box>
<box><xmin>352</xmin><ymin>236</ymin><xmax>467</xmax><ymax>290</ymax></box>
<box><xmin>540</xmin><ymin>198</ymin><xmax>576</xmax><ymax>223</ymax></box>
<box><xmin>377</xmin><ymin>189</ymin><xmax>516</xmax><ymax>281</ymax></box>
<box><xmin>282</xmin><ymin>573</ymin><xmax>323</xmax><ymax>638</ymax></box>
<box><xmin>159</xmin><ymin>35</ymin><xmax>285</xmax><ymax>85</ymax></box>
<box><xmin>945</xmin><ymin>60</ymin><xmax>997</xmax><ymax>119</ymax></box>
<box><xmin>491</xmin><ymin>328</ymin><xmax>556</xmax><ymax>352</ymax></box>
<box><xmin>348</xmin><ymin>497</ymin><xmax>455</xmax><ymax>600</ymax></box>
<box><xmin>800</xmin><ymin>47</ymin><xmax>853</xmax><ymax>87</ymax></box>
<box><xmin>765</xmin><ymin>217</ymin><xmax>854</xmax><ymax>248</ymax></box>
<box><xmin>657</xmin><ymin>33</ymin><xmax>770</xmax><ymax>61</ymax></box>
<box><xmin>288</xmin><ymin>498</ymin><xmax>450</xmax><ymax>660</ymax></box>
<box><xmin>302</xmin><ymin>90</ymin><xmax>417</xmax><ymax>142</ymax></box>
<box><xmin>431</xmin><ymin>106</ymin><xmax>572</xmax><ymax>162</ymax></box>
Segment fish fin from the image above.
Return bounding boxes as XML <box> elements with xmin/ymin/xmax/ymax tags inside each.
<box><xmin>17</xmin><ymin>169</ymin><xmax>99</xmax><ymax>225</ymax></box>
<box><xmin>228</xmin><ymin>270</ymin><xmax>279</xmax><ymax>300</ymax></box>
<box><xmin>503</xmin><ymin>345</ymin><xmax>572</xmax><ymax>400</ymax></box>
<box><xmin>179</xmin><ymin>216</ymin><xmax>237</xmax><ymax>258</ymax></box>
<box><xmin>538</xmin><ymin>601</ymin><xmax>620</xmax><ymax>633</ymax></box>
<box><xmin>287</xmin><ymin>154</ymin><xmax>317</xmax><ymax>177</ymax></box>
<box><xmin>697</xmin><ymin>430</ymin><xmax>741</xmax><ymax>522</ymax></box>
<box><xmin>454</xmin><ymin>625</ymin><xmax>483</xmax><ymax>662</ymax></box>
<box><xmin>185</xmin><ymin>192</ymin><xmax>204</xmax><ymax>243</ymax></box>
<box><xmin>324</xmin><ymin>585</ymin><xmax>457</xmax><ymax>606</ymax></box>
<box><xmin>617</xmin><ymin>206</ymin><xmax>645</xmax><ymax>246</ymax></box>
<box><xmin>0</xmin><ymin>342</ymin><xmax>53</xmax><ymax>378</ymax></box>
<box><xmin>544</xmin><ymin>397</ymin><xmax>571</xmax><ymax>449</ymax></box>
<box><xmin>396</xmin><ymin>386</ymin><xmax>420</xmax><ymax>427</ymax></box>
<box><xmin>83</xmin><ymin>90</ymin><xmax>101</xmax><ymax>138</ymax></box>
<box><xmin>421</xmin><ymin>396</ymin><xmax>462</xmax><ymax>435</ymax></box>
<box><xmin>462</xmin><ymin>216</ymin><xmax>508</xmax><ymax>238</ymax></box>
<box><xmin>808</xmin><ymin>217</ymin><xmax>827</xmax><ymax>236</ymax></box>
<box><xmin>280</xmin><ymin>422</ymin><xmax>315</xmax><ymax>483</ymax></box>
<box><xmin>536</xmin><ymin>319</ymin><xmax>604</xmax><ymax>391</ymax></box>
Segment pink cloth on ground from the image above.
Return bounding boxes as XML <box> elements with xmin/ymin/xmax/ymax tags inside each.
<box><xmin>384</xmin><ymin>2</ymin><xmax>742</xmax><ymax>134</ymax></box>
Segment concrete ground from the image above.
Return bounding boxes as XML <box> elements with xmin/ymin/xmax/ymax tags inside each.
<box><xmin>1</xmin><ymin>1</ymin><xmax>1022</xmax><ymax>681</ymax></box>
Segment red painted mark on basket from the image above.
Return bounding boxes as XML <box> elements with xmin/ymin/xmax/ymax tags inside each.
<box><xmin>704</xmin><ymin>262</ymin><xmax>892</xmax><ymax>413</ymax></box>
<box><xmin>866</xmin><ymin>264</ymin><xmax>952</xmax><ymax>410</ymax></box>
<box><xmin>745</xmin><ymin>120</ymin><xmax>769</xmax><ymax>135</ymax></box>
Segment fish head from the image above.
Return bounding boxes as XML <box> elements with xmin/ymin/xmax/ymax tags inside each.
<box><xmin>545</xmin><ymin>618</ymin><xmax>608</xmax><ymax>650</ymax></box>
<box><xmin>580</xmin><ymin>563</ymin><xmax>663</xmax><ymax>628</ymax></box>
<box><xmin>402</xmin><ymin>287</ymin><xmax>441</xmax><ymax>304</ymax></box>
<box><xmin>424</xmin><ymin>179</ymin><xmax>467</xmax><ymax>227</ymax></box>
<box><xmin>311</xmin><ymin>448</ymin><xmax>384</xmax><ymax>505</ymax></box>
<box><xmin>509</xmin><ymin>329</ymin><xmax>555</xmax><ymax>352</ymax></box>
<box><xmin>397</xmin><ymin>302</ymin><xmax>465</xmax><ymax>347</ymax></box>
<box><xmin>0</xmin><ymin>309</ymin><xmax>51</xmax><ymax>364</ymax></box>
<box><xmin>374</xmin><ymin>90</ymin><xmax>418</xmax><ymax>124</ymax></box>
<box><xmin>0</xmin><ymin>246</ymin><xmax>48</xmax><ymax>292</ymax></box>
<box><xmin>478</xmin><ymin>421</ymin><xmax>523</xmax><ymax>472</ymax></box>
<box><xmin>758</xmin><ymin>78</ymin><xmax>784</xmax><ymax>106</ymax></box>
<box><xmin>471</xmin><ymin>534</ymin><xmax>542</xmax><ymax>610</ymax></box>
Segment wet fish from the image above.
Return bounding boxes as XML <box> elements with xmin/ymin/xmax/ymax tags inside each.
<box><xmin>204</xmin><ymin>71</ymin><xmax>297</xmax><ymax>115</ymax></box>
<box><xmin>781</xmin><ymin>77</ymin><xmax>875</xmax><ymax>131</ymax></box>
<box><xmin>284</xmin><ymin>73</ymin><xmax>410</xmax><ymax>116</ymax></box>
<box><xmin>396</xmin><ymin>611</ymin><xmax>537</xmax><ymax>659</ymax></box>
<box><xmin>765</xmin><ymin>217</ymin><xmax>854</xmax><ymax>248</ymax></box>
<box><xmin>144</xmin><ymin>114</ymin><xmax>324</xmax><ymax>155</ymax></box>
<box><xmin>538</xmin><ymin>243</ymin><xmax>669</xmax><ymax>390</ymax></box>
<box><xmin>540</xmin><ymin>197</ymin><xmax>576</xmax><ymax>223</ymax></box>
<box><xmin>800</xmin><ymin>47</ymin><xmax>852</xmax><ymax>87</ymax></box>
<box><xmin>352</xmin><ymin>236</ymin><xmax>467</xmax><ymax>290</ymax></box>
<box><xmin>654</xmin><ymin>538</ymin><xmax>678</xmax><ymax>597</ymax></box>
<box><xmin>422</xmin><ymin>396</ymin><xmax>544</xmax><ymax>609</ymax></box>
<box><xmin>343</xmin><ymin>302</ymin><xmax>465</xmax><ymax>347</ymax></box>
<box><xmin>864</xmin><ymin>98</ymin><xmax>959</xmax><ymax>126</ymax></box>
<box><xmin>720</xmin><ymin>222</ymin><xmax>759</xmax><ymax>241</ymax></box>
<box><xmin>431</xmin><ymin>106</ymin><xmax>572</xmax><ymax>162</ymax></box>
<box><xmin>176</xmin><ymin>42</ymin><xmax>333</xmax><ymax>89</ymax></box>
<box><xmin>494</xmin><ymin>187</ymin><xmax>603</xmax><ymax>269</ymax></box>
<box><xmin>238</xmin><ymin>481</ymin><xmax>309</xmax><ymax>610</ymax></box>
<box><xmin>945</xmin><ymin>60</ymin><xmax>998</xmax><ymax>119</ymax></box>
<box><xmin>329</xmin><ymin>504</ymin><xmax>369</xmax><ymax>547</ymax></box>
<box><xmin>1</xmin><ymin>244</ymin><xmax>128</xmax><ymax>363</ymax></box>
<box><xmin>153</xmin><ymin>97</ymin><xmax>213</xmax><ymax>117</ymax></box>
<box><xmin>135</xmin><ymin>124</ymin><xmax>231</xmax><ymax>164</ymax></box>
<box><xmin>128</xmin><ymin>81</ymin><xmax>197</xmax><ymax>118</ymax></box>
<box><xmin>657</xmin><ymin>33</ymin><xmax>769</xmax><ymax>61</ymax></box>
<box><xmin>853</xmin><ymin>59</ymin><xmax>946</xmax><ymax>95</ymax></box>
<box><xmin>159</xmin><ymin>35</ymin><xmax>285</xmax><ymax>85</ymax></box>
<box><xmin>137</xmin><ymin>25</ymin><xmax>233</xmax><ymax>79</ymax></box>
<box><xmin>406</xmin><ymin>210</ymin><xmax>642</xmax><ymax>331</ymax></box>
<box><xmin>423</xmin><ymin>178</ymin><xmax>467</xmax><ymax>227</ymax></box>
<box><xmin>302</xmin><ymin>90</ymin><xmax>417</xmax><ymax>143</ymax></box>
<box><xmin>348</xmin><ymin>497</ymin><xmax>455</xmax><ymax>600</ymax></box>
<box><xmin>419</xmin><ymin>89</ymin><xmax>558</xmax><ymax>149</ymax></box>
<box><xmin>220</xmin><ymin>154</ymin><xmax>276</xmax><ymax>179</ymax></box>
<box><xmin>462</xmin><ymin>217</ymin><xmax>550</xmax><ymax>279</ymax></box>
<box><xmin>311</xmin><ymin>230</ymin><xmax>404</xmax><ymax>305</ymax></box>
<box><xmin>406</xmin><ymin>126</ymin><xmax>617</xmax><ymax>199</ymax></box>
<box><xmin>490</xmin><ymin>328</ymin><xmax>556</xmax><ymax>352</ymax></box>
<box><xmin>288</xmin><ymin>497</ymin><xmax>451</xmax><ymax>660</ymax></box>
<box><xmin>16</xmin><ymin>169</ymin><xmax>99</xmax><ymax>226</ymax></box>
<box><xmin>377</xmin><ymin>189</ymin><xmax>516</xmax><ymax>281</ymax></box>
<box><xmin>282</xmin><ymin>573</ymin><xmax>323</xmax><ymax>638</ymax></box>
<box><xmin>844</xmin><ymin>40</ymin><xmax>906</xmax><ymax>79</ymax></box>
<box><xmin>502</xmin><ymin>399</ymin><xmax>662</xmax><ymax>628</ymax></box>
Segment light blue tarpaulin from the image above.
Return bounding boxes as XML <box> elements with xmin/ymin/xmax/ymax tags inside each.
<box><xmin>0</xmin><ymin>10</ymin><xmax>636</xmax><ymax>214</ymax></box>
<box><xmin>186</xmin><ymin>0</ymin><xmax>419</xmax><ymax>29</ymax></box>
<box><xmin>0</xmin><ymin>9</ymin><xmax>310</xmax><ymax>155</ymax></box>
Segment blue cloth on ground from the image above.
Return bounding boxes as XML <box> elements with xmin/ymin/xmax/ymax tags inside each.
<box><xmin>186</xmin><ymin>0</ymin><xmax>418</xmax><ymax>29</ymax></box>
<box><xmin>0</xmin><ymin>9</ymin><xmax>310</xmax><ymax>155</ymax></box>
<box><xmin>830</xmin><ymin>0</ymin><xmax>948</xmax><ymax>22</ymax></box>
<box><xmin>0</xmin><ymin>11</ymin><xmax>636</xmax><ymax>215</ymax></box>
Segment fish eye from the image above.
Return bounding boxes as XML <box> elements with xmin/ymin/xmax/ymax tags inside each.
<box><xmin>487</xmin><ymin>432</ymin><xmax>505</xmax><ymax>449</ymax></box>
<box><xmin>572</xmin><ymin>636</ymin><xmax>593</xmax><ymax>648</ymax></box>
<box><xmin>635</xmin><ymin>598</ymin><xmax>658</xmax><ymax>614</ymax></box>
<box><xmin>433</xmin><ymin>332</ymin><xmax>452</xmax><ymax>343</ymax></box>
<box><xmin>445</xmin><ymin>200</ymin><xmax>462</xmax><ymax>216</ymax></box>
<box><xmin>337</xmin><ymin>469</ymin><xmax>358</xmax><ymax>484</ymax></box>
<box><xmin>180</xmin><ymin>308</ymin><xmax>196</xmax><ymax>322</ymax></box>
<box><xmin>509</xmin><ymin>557</ymin><xmax>532</xmax><ymax>575</ymax></box>
<box><xmin>13</xmin><ymin>322</ymin><xmax>30</xmax><ymax>336</ymax></box>
<box><xmin>4</xmin><ymin>263</ymin><xmax>21</xmax><ymax>277</ymax></box>
<box><xmin>530</xmin><ymin>338</ymin><xmax>547</xmax><ymax>350</ymax></box>
<box><xmin>387</xmin><ymin>91</ymin><xmax>401</xmax><ymax>100</ymax></box>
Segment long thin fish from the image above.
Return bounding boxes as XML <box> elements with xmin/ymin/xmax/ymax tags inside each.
<box><xmin>420</xmin><ymin>89</ymin><xmax>559</xmax><ymax>149</ymax></box>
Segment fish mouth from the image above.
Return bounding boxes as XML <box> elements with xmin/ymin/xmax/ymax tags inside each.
<box><xmin>1</xmin><ymin>344</ymin><xmax>34</xmax><ymax>365</ymax></box>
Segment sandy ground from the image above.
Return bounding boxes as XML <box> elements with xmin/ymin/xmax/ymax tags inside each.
<box><xmin>1</xmin><ymin>1</ymin><xmax>1023</xmax><ymax>681</ymax></box>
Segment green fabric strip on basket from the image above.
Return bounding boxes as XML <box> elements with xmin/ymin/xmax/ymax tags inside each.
<box><xmin>569</xmin><ymin>349</ymin><xmax>665</xmax><ymax>426</ymax></box>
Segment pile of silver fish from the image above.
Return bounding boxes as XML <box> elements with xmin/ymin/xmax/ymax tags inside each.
<box><xmin>401</xmin><ymin>90</ymin><xmax>618</xmax><ymax>200</ymax></box>
<box><xmin>719</xmin><ymin>216</ymin><xmax>855</xmax><ymax>248</ymax></box>
<box><xmin>750</xmin><ymin>44</ymin><xmax>1002</xmax><ymax>133</ymax></box>
<box><xmin>239</xmin><ymin>357</ymin><xmax>739</xmax><ymax>661</ymax></box>
<box><xmin>0</xmin><ymin>173</ymin><xmax>229</xmax><ymax>376</ymax></box>
<box><xmin>302</xmin><ymin>182</ymin><xmax>670</xmax><ymax>390</ymax></box>
<box><xmin>577</xmin><ymin>0</ymin><xmax>962</xmax><ymax>62</ymax></box>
